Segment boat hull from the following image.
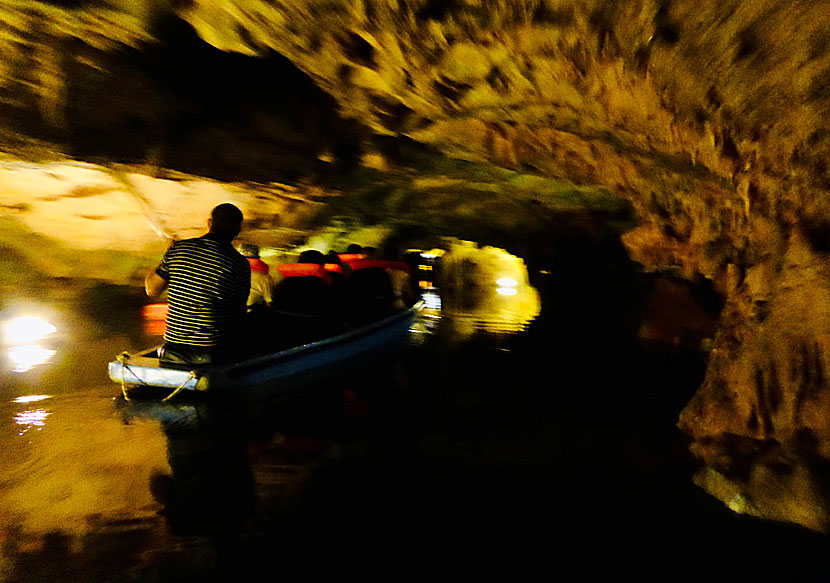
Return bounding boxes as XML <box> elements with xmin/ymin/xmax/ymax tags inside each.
<box><xmin>109</xmin><ymin>301</ymin><xmax>423</xmax><ymax>397</ymax></box>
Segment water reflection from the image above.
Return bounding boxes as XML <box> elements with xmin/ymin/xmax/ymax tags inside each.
<box><xmin>3</xmin><ymin>242</ymin><xmax>828</xmax><ymax>579</ymax></box>
<box><xmin>2</xmin><ymin>315</ymin><xmax>59</xmax><ymax>373</ymax></box>
<box><xmin>117</xmin><ymin>395</ymin><xmax>276</xmax><ymax>578</ymax></box>
<box><xmin>694</xmin><ymin>452</ymin><xmax>830</xmax><ymax>534</ymax></box>
<box><xmin>437</xmin><ymin>240</ymin><xmax>541</xmax><ymax>336</ymax></box>
<box><xmin>12</xmin><ymin>395</ymin><xmax>51</xmax><ymax>404</ymax></box>
<box><xmin>7</xmin><ymin>345</ymin><xmax>57</xmax><ymax>373</ymax></box>
<box><xmin>120</xmin><ymin>398</ymin><xmax>254</xmax><ymax>546</ymax></box>
<box><xmin>14</xmin><ymin>408</ymin><xmax>50</xmax><ymax>435</ymax></box>
<box><xmin>422</xmin><ymin>290</ymin><xmax>442</xmax><ymax>311</ymax></box>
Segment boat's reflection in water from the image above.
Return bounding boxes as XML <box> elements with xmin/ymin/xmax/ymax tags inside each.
<box><xmin>117</xmin><ymin>367</ymin><xmax>400</xmax><ymax>576</ymax></box>
<box><xmin>119</xmin><ymin>397</ymin><xmax>255</xmax><ymax>573</ymax></box>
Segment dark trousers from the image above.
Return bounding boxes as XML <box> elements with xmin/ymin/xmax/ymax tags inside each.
<box><xmin>159</xmin><ymin>342</ymin><xmax>230</xmax><ymax>366</ymax></box>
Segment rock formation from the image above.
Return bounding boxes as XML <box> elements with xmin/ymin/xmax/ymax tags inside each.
<box><xmin>3</xmin><ymin>0</ymin><xmax>830</xmax><ymax>529</ymax></box>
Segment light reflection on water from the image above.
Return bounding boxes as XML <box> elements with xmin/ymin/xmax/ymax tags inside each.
<box><xmin>7</xmin><ymin>345</ymin><xmax>57</xmax><ymax>373</ymax></box>
<box><xmin>0</xmin><ymin>287</ymin><xmax>171</xmax><ymax>569</ymax></box>
<box><xmin>12</xmin><ymin>395</ymin><xmax>53</xmax><ymax>436</ymax></box>
<box><xmin>437</xmin><ymin>242</ymin><xmax>541</xmax><ymax>336</ymax></box>
<box><xmin>14</xmin><ymin>408</ymin><xmax>50</xmax><ymax>435</ymax></box>
<box><xmin>2</xmin><ymin>314</ymin><xmax>59</xmax><ymax>373</ymax></box>
<box><xmin>0</xmin><ymin>389</ymin><xmax>172</xmax><ymax>541</ymax></box>
<box><xmin>12</xmin><ymin>395</ymin><xmax>51</xmax><ymax>404</ymax></box>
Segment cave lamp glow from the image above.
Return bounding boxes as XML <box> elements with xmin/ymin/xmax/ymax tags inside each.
<box><xmin>496</xmin><ymin>277</ymin><xmax>518</xmax><ymax>287</ymax></box>
<box><xmin>496</xmin><ymin>287</ymin><xmax>518</xmax><ymax>296</ymax></box>
<box><xmin>2</xmin><ymin>316</ymin><xmax>57</xmax><ymax>345</ymax></box>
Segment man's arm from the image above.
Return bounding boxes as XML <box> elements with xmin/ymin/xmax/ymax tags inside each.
<box><xmin>147</xmin><ymin>240</ymin><xmax>176</xmax><ymax>299</ymax></box>
<box><xmin>145</xmin><ymin>269</ymin><xmax>168</xmax><ymax>299</ymax></box>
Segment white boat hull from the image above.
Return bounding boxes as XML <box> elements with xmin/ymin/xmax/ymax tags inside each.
<box><xmin>109</xmin><ymin>301</ymin><xmax>423</xmax><ymax>396</ymax></box>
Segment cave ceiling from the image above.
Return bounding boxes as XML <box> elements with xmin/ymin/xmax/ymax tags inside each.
<box><xmin>3</xmin><ymin>0</ymin><xmax>829</xmax><ymax>270</ymax></box>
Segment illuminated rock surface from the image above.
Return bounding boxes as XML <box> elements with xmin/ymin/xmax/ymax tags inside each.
<box><xmin>2</xmin><ymin>0</ymin><xmax>830</xmax><ymax>530</ymax></box>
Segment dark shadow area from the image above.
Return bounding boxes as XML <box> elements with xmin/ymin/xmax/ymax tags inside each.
<box><xmin>1</xmin><ymin>13</ymin><xmax>366</xmax><ymax>184</ymax></box>
<box><xmin>221</xmin><ymin>216</ymin><xmax>826</xmax><ymax>576</ymax></box>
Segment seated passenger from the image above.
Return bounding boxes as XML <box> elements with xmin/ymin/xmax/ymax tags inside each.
<box><xmin>298</xmin><ymin>249</ymin><xmax>326</xmax><ymax>265</ymax></box>
<box><xmin>344</xmin><ymin>263</ymin><xmax>395</xmax><ymax>325</ymax></box>
<box><xmin>271</xmin><ymin>250</ymin><xmax>342</xmax><ymax>345</ymax></box>
<box><xmin>240</xmin><ymin>243</ymin><xmax>273</xmax><ymax>311</ymax></box>
<box><xmin>323</xmin><ymin>251</ymin><xmax>348</xmax><ymax>306</ymax></box>
<box><xmin>273</xmin><ymin>277</ymin><xmax>334</xmax><ymax>316</ymax></box>
<box><xmin>380</xmin><ymin>248</ymin><xmax>417</xmax><ymax>309</ymax></box>
<box><xmin>273</xmin><ymin>250</ymin><xmax>329</xmax><ymax>313</ymax></box>
<box><xmin>338</xmin><ymin>244</ymin><xmax>366</xmax><ymax>264</ymax></box>
<box><xmin>238</xmin><ymin>243</ymin><xmax>277</xmax><ymax>354</ymax></box>
<box><xmin>325</xmin><ymin>250</ymin><xmax>344</xmax><ymax>271</ymax></box>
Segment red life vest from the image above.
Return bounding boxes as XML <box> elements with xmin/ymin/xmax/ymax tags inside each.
<box><xmin>142</xmin><ymin>302</ymin><xmax>169</xmax><ymax>320</ymax></box>
<box><xmin>345</xmin><ymin>259</ymin><xmax>411</xmax><ymax>274</ymax></box>
<box><xmin>276</xmin><ymin>263</ymin><xmax>333</xmax><ymax>285</ymax></box>
<box><xmin>247</xmin><ymin>258</ymin><xmax>270</xmax><ymax>274</ymax></box>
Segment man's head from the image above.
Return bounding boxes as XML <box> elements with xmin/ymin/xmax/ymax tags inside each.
<box><xmin>298</xmin><ymin>249</ymin><xmax>326</xmax><ymax>265</ymax></box>
<box><xmin>208</xmin><ymin>204</ymin><xmax>243</xmax><ymax>241</ymax></box>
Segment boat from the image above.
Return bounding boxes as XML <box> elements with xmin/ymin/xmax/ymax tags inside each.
<box><xmin>109</xmin><ymin>300</ymin><xmax>425</xmax><ymax>401</ymax></box>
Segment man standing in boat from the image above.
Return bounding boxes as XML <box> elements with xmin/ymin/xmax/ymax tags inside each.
<box><xmin>145</xmin><ymin>203</ymin><xmax>251</xmax><ymax>365</ymax></box>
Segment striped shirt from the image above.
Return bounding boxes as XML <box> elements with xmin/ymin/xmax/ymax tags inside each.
<box><xmin>156</xmin><ymin>234</ymin><xmax>251</xmax><ymax>347</ymax></box>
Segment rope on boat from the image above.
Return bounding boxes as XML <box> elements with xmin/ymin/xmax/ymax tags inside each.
<box><xmin>117</xmin><ymin>352</ymin><xmax>132</xmax><ymax>401</ymax></box>
<box><xmin>160</xmin><ymin>371</ymin><xmax>197</xmax><ymax>402</ymax></box>
<box><xmin>116</xmin><ymin>351</ymin><xmax>197</xmax><ymax>402</ymax></box>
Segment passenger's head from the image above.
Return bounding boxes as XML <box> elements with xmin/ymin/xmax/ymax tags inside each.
<box><xmin>298</xmin><ymin>249</ymin><xmax>326</xmax><ymax>264</ymax></box>
<box><xmin>363</xmin><ymin>246</ymin><xmax>377</xmax><ymax>258</ymax></box>
<box><xmin>379</xmin><ymin>243</ymin><xmax>400</xmax><ymax>260</ymax></box>
<box><xmin>346</xmin><ymin>243</ymin><xmax>363</xmax><ymax>254</ymax></box>
<box><xmin>240</xmin><ymin>243</ymin><xmax>260</xmax><ymax>258</ymax></box>
<box><xmin>208</xmin><ymin>204</ymin><xmax>243</xmax><ymax>241</ymax></box>
<box><xmin>326</xmin><ymin>250</ymin><xmax>342</xmax><ymax>265</ymax></box>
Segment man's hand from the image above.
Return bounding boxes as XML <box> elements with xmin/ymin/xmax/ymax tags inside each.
<box><xmin>145</xmin><ymin>269</ymin><xmax>168</xmax><ymax>299</ymax></box>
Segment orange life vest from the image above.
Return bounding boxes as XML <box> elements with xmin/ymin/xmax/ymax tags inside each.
<box><xmin>276</xmin><ymin>263</ymin><xmax>333</xmax><ymax>286</ymax></box>
<box><xmin>345</xmin><ymin>259</ymin><xmax>411</xmax><ymax>274</ymax></box>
